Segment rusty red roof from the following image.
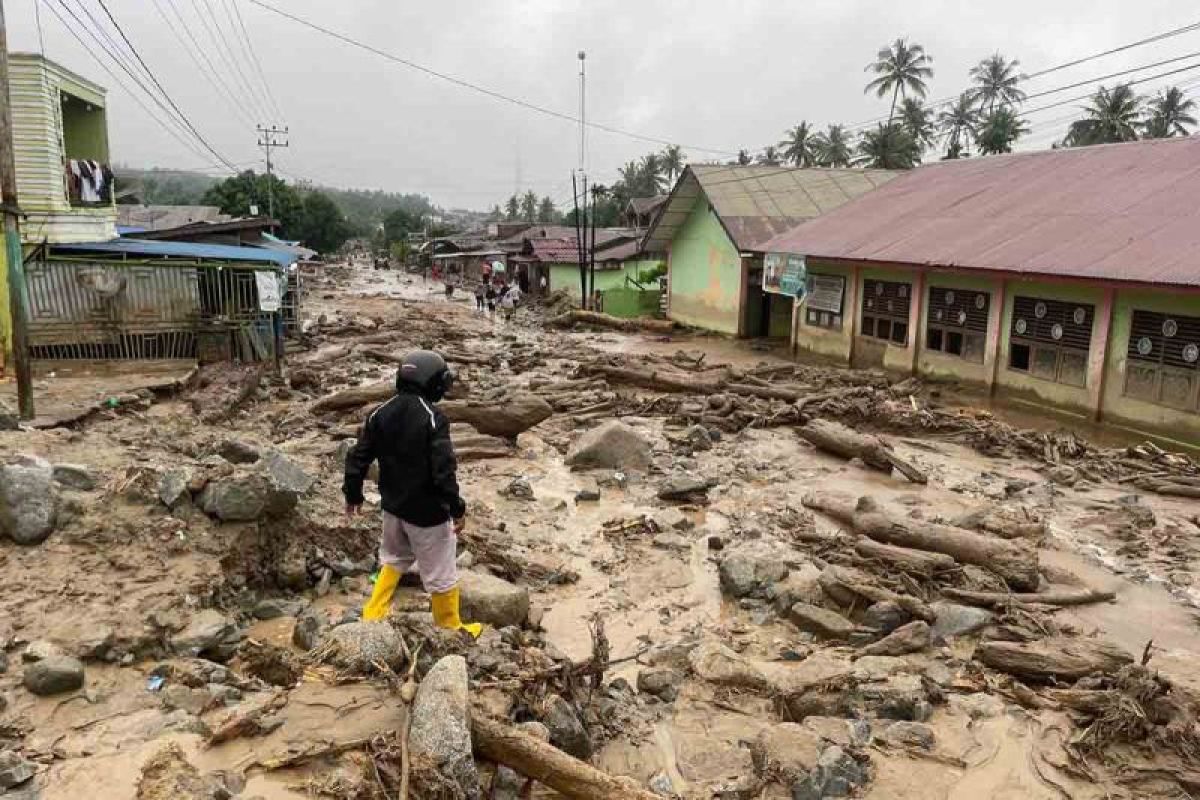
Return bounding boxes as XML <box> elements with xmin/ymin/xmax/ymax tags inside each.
<box><xmin>762</xmin><ymin>136</ymin><xmax>1200</xmax><ymax>288</ymax></box>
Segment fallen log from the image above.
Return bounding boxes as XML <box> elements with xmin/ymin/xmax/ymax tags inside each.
<box><xmin>818</xmin><ymin>565</ymin><xmax>935</xmax><ymax>622</ymax></box>
<box><xmin>726</xmin><ymin>383</ymin><xmax>811</xmax><ymax>402</ymax></box>
<box><xmin>794</xmin><ymin>385</ymin><xmax>874</xmax><ymax>413</ymax></box>
<box><xmin>547</xmin><ymin>309</ymin><xmax>676</xmax><ymax>335</ymax></box>
<box><xmin>953</xmin><ymin>508</ymin><xmax>1048</xmax><ymax>541</ymax></box>
<box><xmin>441</xmin><ymin>395</ymin><xmax>553</xmax><ymax>439</ymax></box>
<box><xmin>311</xmin><ymin>381</ymin><xmax>394</xmax><ymax>414</ymax></box>
<box><xmin>796</xmin><ymin>419</ymin><xmax>927</xmax><ymax>484</ymax></box>
<box><xmin>942</xmin><ymin>587</ymin><xmax>1116</xmax><ymax>608</ymax></box>
<box><xmin>584</xmin><ymin>363</ymin><xmax>724</xmax><ymax>394</ymax></box>
<box><xmin>1134</xmin><ymin>478</ymin><xmax>1200</xmax><ymax>498</ymax></box>
<box><xmin>471</xmin><ymin>713</ymin><xmax>659</xmax><ymax>800</ymax></box>
<box><xmin>975</xmin><ymin>637</ymin><xmax>1133</xmax><ymax>682</ymax></box>
<box><xmin>803</xmin><ymin>493</ymin><xmax>1040</xmax><ymax>591</ymax></box>
<box><xmin>853</xmin><ymin>539</ymin><xmax>957</xmax><ymax>577</ymax></box>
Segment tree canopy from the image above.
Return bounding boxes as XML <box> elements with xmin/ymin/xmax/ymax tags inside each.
<box><xmin>865</xmin><ymin>38</ymin><xmax>934</xmax><ymax>121</ymax></box>
<box><xmin>201</xmin><ymin>170</ymin><xmax>354</xmax><ymax>254</ymax></box>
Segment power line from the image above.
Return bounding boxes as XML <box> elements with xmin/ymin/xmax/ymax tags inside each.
<box><xmin>189</xmin><ymin>0</ymin><xmax>273</xmax><ymax>122</ymax></box>
<box><xmin>226</xmin><ymin>0</ymin><xmax>284</xmax><ymax>120</ymax></box>
<box><xmin>150</xmin><ymin>0</ymin><xmax>257</xmax><ymax>128</ymax></box>
<box><xmin>1024</xmin><ymin>20</ymin><xmax>1200</xmax><ymax>80</ymax></box>
<box><xmin>246</xmin><ymin>0</ymin><xmax>738</xmax><ymax>157</ymax></box>
<box><xmin>1021</xmin><ymin>60</ymin><xmax>1200</xmax><ymax>116</ymax></box>
<box><xmin>94</xmin><ymin>0</ymin><xmax>239</xmax><ymax>171</ymax></box>
<box><xmin>1022</xmin><ymin>50</ymin><xmax>1200</xmax><ymax>103</ymax></box>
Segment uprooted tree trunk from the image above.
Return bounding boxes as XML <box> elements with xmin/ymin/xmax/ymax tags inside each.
<box><xmin>583</xmin><ymin>363</ymin><xmax>726</xmax><ymax>395</ymax></box>
<box><xmin>471</xmin><ymin>713</ymin><xmax>660</xmax><ymax>800</ymax></box>
<box><xmin>976</xmin><ymin>637</ymin><xmax>1133</xmax><ymax>682</ymax></box>
<box><xmin>802</xmin><ymin>493</ymin><xmax>1040</xmax><ymax>591</ymax></box>
<box><xmin>547</xmin><ymin>309</ymin><xmax>677</xmax><ymax>335</ymax></box>
<box><xmin>441</xmin><ymin>395</ymin><xmax>553</xmax><ymax>439</ymax></box>
<box><xmin>310</xmin><ymin>381</ymin><xmax>395</xmax><ymax>414</ymax></box>
<box><xmin>796</xmin><ymin>419</ymin><xmax>927</xmax><ymax>484</ymax></box>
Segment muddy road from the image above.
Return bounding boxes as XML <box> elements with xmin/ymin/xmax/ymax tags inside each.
<box><xmin>2</xmin><ymin>260</ymin><xmax>1200</xmax><ymax>799</ymax></box>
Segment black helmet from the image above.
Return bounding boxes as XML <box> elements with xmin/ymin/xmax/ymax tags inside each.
<box><xmin>396</xmin><ymin>349</ymin><xmax>455</xmax><ymax>402</ymax></box>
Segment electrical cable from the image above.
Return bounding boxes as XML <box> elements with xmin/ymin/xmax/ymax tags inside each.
<box><xmin>189</xmin><ymin>0</ymin><xmax>273</xmax><ymax>122</ymax></box>
<box><xmin>226</xmin><ymin>0</ymin><xmax>284</xmax><ymax>120</ymax></box>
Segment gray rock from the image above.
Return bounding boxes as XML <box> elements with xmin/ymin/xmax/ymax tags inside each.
<box><xmin>751</xmin><ymin>723</ymin><xmax>823</xmax><ymax>784</ymax></box>
<box><xmin>574</xmin><ymin>489</ymin><xmax>601</xmax><ymax>502</ymax></box>
<box><xmin>637</xmin><ymin>667</ymin><xmax>683</xmax><ymax>701</ymax></box>
<box><xmin>459</xmin><ymin>571</ymin><xmax>529</xmax><ymax>628</ymax></box>
<box><xmin>0</xmin><ymin>750</ymin><xmax>35</xmax><ymax>789</ymax></box>
<box><xmin>23</xmin><ymin>655</ymin><xmax>85</xmax><ymax>695</ymax></box>
<box><xmin>768</xmin><ymin>563</ymin><xmax>825</xmax><ymax>611</ymax></box>
<box><xmin>409</xmin><ymin>655</ymin><xmax>479</xmax><ymax>799</ymax></box>
<box><xmin>0</xmin><ymin>399</ymin><xmax>18</xmax><ymax>431</ymax></box>
<box><xmin>657</xmin><ymin>474</ymin><xmax>716</xmax><ymax>501</ymax></box>
<box><xmin>950</xmin><ymin>692</ymin><xmax>1006</xmax><ymax>720</ymax></box>
<box><xmin>542</xmin><ymin>694</ymin><xmax>591</xmax><ymax>759</ymax></box>
<box><xmin>648</xmin><ymin>771</ymin><xmax>675</xmax><ymax>796</ymax></box>
<box><xmin>791</xmin><ymin>745</ymin><xmax>867</xmax><ymax>800</ymax></box>
<box><xmin>51</xmin><ymin>463</ymin><xmax>97</xmax><ymax>491</ymax></box>
<box><xmin>931</xmin><ymin>602</ymin><xmax>993</xmax><ymax>640</ymax></box>
<box><xmin>719</xmin><ymin>542</ymin><xmax>791</xmax><ymax>599</ymax></box>
<box><xmin>651</xmin><ymin>532</ymin><xmax>690</xmax><ymax>552</ymax></box>
<box><xmin>879</xmin><ymin>721</ymin><xmax>935</xmax><ymax>750</ymax></box>
<box><xmin>1048</xmin><ymin>465</ymin><xmax>1078</xmax><ymax>485</ymax></box>
<box><xmin>292</xmin><ymin>610</ymin><xmax>327</xmax><ymax>651</ymax></box>
<box><xmin>859</xmin><ymin>673</ymin><xmax>931</xmax><ymax>721</ymax></box>
<box><xmin>684</xmin><ymin>424</ymin><xmax>714</xmax><ymax>451</ymax></box>
<box><xmin>455</xmin><ymin>550</ymin><xmax>475</xmax><ymax>569</ymax></box>
<box><xmin>197</xmin><ymin>474</ymin><xmax>269</xmax><ymax>521</ymax></box>
<box><xmin>206</xmin><ymin>682</ymin><xmax>242</xmax><ymax>706</ymax></box>
<box><xmin>160</xmin><ymin>684</ymin><xmax>210</xmax><ymax>715</ymax></box>
<box><xmin>492</xmin><ymin>765</ymin><xmax>523</xmax><ymax>800</ymax></box>
<box><xmin>800</xmin><ymin>717</ymin><xmax>868</xmax><ymax>749</ymax></box>
<box><xmin>157</xmin><ymin>467</ymin><xmax>194</xmax><ymax>509</ymax></box>
<box><xmin>565</xmin><ymin>421</ymin><xmax>652</xmax><ymax>471</ymax></box>
<box><xmin>22</xmin><ymin>640</ymin><xmax>64</xmax><ymax>663</ymax></box>
<box><xmin>500</xmin><ymin>477</ymin><xmax>534</xmax><ymax>499</ymax></box>
<box><xmin>788</xmin><ymin>603</ymin><xmax>856</xmax><ymax>640</ymax></box>
<box><xmin>217</xmin><ymin>439</ymin><xmax>261</xmax><ymax>464</ymax></box>
<box><xmin>261</xmin><ymin>450</ymin><xmax>315</xmax><ymax>495</ymax></box>
<box><xmin>170</xmin><ymin>610</ymin><xmax>240</xmax><ymax>658</ymax></box>
<box><xmin>325</xmin><ymin>622</ymin><xmax>405</xmax><ymax>670</ymax></box>
<box><xmin>856</xmin><ymin>621</ymin><xmax>930</xmax><ymax>657</ymax></box>
<box><xmin>0</xmin><ymin>456</ymin><xmax>58</xmax><ymax>545</ymax></box>
<box><xmin>861</xmin><ymin>601</ymin><xmax>909</xmax><ymax>635</ymax></box>
<box><xmin>253</xmin><ymin>598</ymin><xmax>307</xmax><ymax>620</ymax></box>
<box><xmin>335</xmin><ymin>438</ymin><xmax>356</xmax><ymax>465</ymax></box>
<box><xmin>517</xmin><ymin>720</ymin><xmax>550</xmax><ymax>742</ymax></box>
<box><xmin>688</xmin><ymin>641</ymin><xmax>773</xmax><ymax>692</ymax></box>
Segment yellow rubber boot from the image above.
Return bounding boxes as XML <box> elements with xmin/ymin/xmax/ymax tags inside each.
<box><xmin>362</xmin><ymin>564</ymin><xmax>402</xmax><ymax>621</ymax></box>
<box><xmin>431</xmin><ymin>585</ymin><xmax>483</xmax><ymax>639</ymax></box>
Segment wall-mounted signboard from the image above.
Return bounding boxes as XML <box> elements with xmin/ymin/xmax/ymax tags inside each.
<box><xmin>763</xmin><ymin>253</ymin><xmax>807</xmax><ymax>298</ymax></box>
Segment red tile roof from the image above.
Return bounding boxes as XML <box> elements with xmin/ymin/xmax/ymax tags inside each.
<box><xmin>762</xmin><ymin>136</ymin><xmax>1200</xmax><ymax>288</ymax></box>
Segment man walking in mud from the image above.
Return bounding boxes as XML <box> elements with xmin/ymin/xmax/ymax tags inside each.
<box><xmin>342</xmin><ymin>350</ymin><xmax>482</xmax><ymax>637</ymax></box>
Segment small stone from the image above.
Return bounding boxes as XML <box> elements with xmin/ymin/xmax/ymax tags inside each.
<box><xmin>657</xmin><ymin>474</ymin><xmax>715</xmax><ymax>501</ymax></box>
<box><xmin>931</xmin><ymin>602</ymin><xmax>993</xmax><ymax>640</ymax></box>
<box><xmin>652</xmin><ymin>532</ymin><xmax>690</xmax><ymax>553</ymax></box>
<box><xmin>880</xmin><ymin>721</ymin><xmax>935</xmax><ymax>750</ymax></box>
<box><xmin>158</xmin><ymin>467</ymin><xmax>194</xmax><ymax>510</ymax></box>
<box><xmin>217</xmin><ymin>439</ymin><xmax>261</xmax><ymax>464</ymax></box>
<box><xmin>861</xmin><ymin>601</ymin><xmax>909</xmax><ymax>635</ymax></box>
<box><xmin>707</xmin><ymin>535</ymin><xmax>724</xmax><ymax>550</ymax></box>
<box><xmin>23</xmin><ymin>640</ymin><xmax>64</xmax><ymax>663</ymax></box>
<box><xmin>751</xmin><ymin>722</ymin><xmax>823</xmax><ymax>784</ymax></box>
<box><xmin>23</xmin><ymin>655</ymin><xmax>85</xmax><ymax>695</ymax></box>
<box><xmin>683</xmin><ymin>424</ymin><xmax>713</xmax><ymax>452</ymax></box>
<box><xmin>492</xmin><ymin>765</ymin><xmax>523</xmax><ymax>800</ymax></box>
<box><xmin>790</xmin><ymin>745</ymin><xmax>867</xmax><ymax>800</ymax></box>
<box><xmin>0</xmin><ymin>399</ymin><xmax>18</xmax><ymax>431</ymax></box>
<box><xmin>51</xmin><ymin>463</ymin><xmax>97</xmax><ymax>491</ymax></box>
<box><xmin>253</xmin><ymin>598</ymin><xmax>307</xmax><ymax>620</ymax></box>
<box><xmin>0</xmin><ymin>750</ymin><xmax>36</xmax><ymax>789</ymax></box>
<box><xmin>648</xmin><ymin>771</ymin><xmax>675</xmax><ymax>796</ymax></box>
<box><xmin>1048</xmin><ymin>465</ymin><xmax>1078</xmax><ymax>485</ymax></box>
<box><xmin>459</xmin><ymin>571</ymin><xmax>530</xmax><ymax>628</ymax></box>
<box><xmin>574</xmin><ymin>489</ymin><xmax>601</xmax><ymax>502</ymax></box>
<box><xmin>542</xmin><ymin>694</ymin><xmax>591</xmax><ymax>759</ymax></box>
<box><xmin>788</xmin><ymin>602</ymin><xmax>856</xmax><ymax>640</ymax></box>
<box><xmin>500</xmin><ymin>477</ymin><xmax>534</xmax><ymax>500</ymax></box>
<box><xmin>637</xmin><ymin>667</ymin><xmax>683</xmax><ymax>701</ymax></box>
<box><xmin>170</xmin><ymin>610</ymin><xmax>240</xmax><ymax>659</ymax></box>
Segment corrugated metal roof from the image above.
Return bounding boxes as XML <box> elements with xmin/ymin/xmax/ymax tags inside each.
<box><xmin>116</xmin><ymin>205</ymin><xmax>229</xmax><ymax>231</ymax></box>
<box><xmin>52</xmin><ymin>238</ymin><xmax>294</xmax><ymax>267</ymax></box>
<box><xmin>643</xmin><ymin>165</ymin><xmax>901</xmax><ymax>252</ymax></box>
<box><xmin>762</xmin><ymin>136</ymin><xmax>1200</xmax><ymax>288</ymax></box>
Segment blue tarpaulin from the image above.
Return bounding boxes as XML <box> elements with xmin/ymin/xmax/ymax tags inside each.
<box><xmin>53</xmin><ymin>238</ymin><xmax>295</xmax><ymax>268</ymax></box>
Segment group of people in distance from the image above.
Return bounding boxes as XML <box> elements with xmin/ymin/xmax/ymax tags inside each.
<box><xmin>471</xmin><ymin>277</ymin><xmax>524</xmax><ymax>321</ymax></box>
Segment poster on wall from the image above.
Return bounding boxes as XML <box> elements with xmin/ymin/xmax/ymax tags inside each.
<box><xmin>763</xmin><ymin>253</ymin><xmax>807</xmax><ymax>298</ymax></box>
<box><xmin>806</xmin><ymin>274</ymin><xmax>845</xmax><ymax>314</ymax></box>
<box><xmin>255</xmin><ymin>270</ymin><xmax>283</xmax><ymax>312</ymax></box>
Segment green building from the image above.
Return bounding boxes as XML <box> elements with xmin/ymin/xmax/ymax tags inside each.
<box><xmin>763</xmin><ymin>137</ymin><xmax>1200</xmax><ymax>444</ymax></box>
<box><xmin>642</xmin><ymin>165</ymin><xmax>899</xmax><ymax>338</ymax></box>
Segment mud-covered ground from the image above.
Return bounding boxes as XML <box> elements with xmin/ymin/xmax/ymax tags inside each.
<box><xmin>3</xmin><ymin>260</ymin><xmax>1200</xmax><ymax>799</ymax></box>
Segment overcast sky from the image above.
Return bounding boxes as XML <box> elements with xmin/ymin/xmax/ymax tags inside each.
<box><xmin>7</xmin><ymin>0</ymin><xmax>1197</xmax><ymax>210</ymax></box>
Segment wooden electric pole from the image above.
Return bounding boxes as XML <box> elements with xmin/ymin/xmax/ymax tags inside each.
<box><xmin>0</xmin><ymin>0</ymin><xmax>33</xmax><ymax>418</ymax></box>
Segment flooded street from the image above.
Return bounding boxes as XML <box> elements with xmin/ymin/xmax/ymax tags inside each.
<box><xmin>3</xmin><ymin>260</ymin><xmax>1200</xmax><ymax>799</ymax></box>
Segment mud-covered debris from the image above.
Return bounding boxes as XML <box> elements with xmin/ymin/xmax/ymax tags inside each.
<box><xmin>860</xmin><ymin>601</ymin><xmax>910</xmax><ymax>636</ymax></box>
<box><xmin>565</xmin><ymin>420</ymin><xmax>652</xmax><ymax>471</ymax></box>
<box><xmin>217</xmin><ymin>438</ymin><xmax>261</xmax><ymax>464</ymax></box>
<box><xmin>789</xmin><ymin>602</ymin><xmax>856</xmax><ymax>640</ymax></box>
<box><xmin>688</xmin><ymin>641</ymin><xmax>772</xmax><ymax>692</ymax></box>
<box><xmin>637</xmin><ymin>666</ymin><xmax>683</xmax><ymax>701</ymax></box>
<box><xmin>206</xmin><ymin>691</ymin><xmax>287</xmax><ymax>746</ymax></box>
<box><xmin>22</xmin><ymin>640</ymin><xmax>64</xmax><ymax>663</ymax></box>
<box><xmin>855</xmin><ymin>621</ymin><xmax>930</xmax><ymax>658</ymax></box>
<box><xmin>51</xmin><ymin>463</ymin><xmax>97</xmax><ymax>491</ymax></box>
<box><xmin>930</xmin><ymin>602</ymin><xmax>993</xmax><ymax>640</ymax></box>
<box><xmin>410</xmin><ymin>654</ymin><xmax>480</xmax><ymax>798</ymax></box>
<box><xmin>790</xmin><ymin>745</ymin><xmax>869</xmax><ymax>800</ymax></box>
<box><xmin>0</xmin><ymin>750</ymin><xmax>35</xmax><ymax>789</ymax></box>
<box><xmin>718</xmin><ymin>541</ymin><xmax>792</xmax><ymax>599</ymax></box>
<box><xmin>157</xmin><ymin>467</ymin><xmax>193</xmax><ymax>510</ymax></box>
<box><xmin>0</xmin><ymin>455</ymin><xmax>58</xmax><ymax>545</ymax></box>
<box><xmin>292</xmin><ymin>609</ymin><xmax>327</xmax><ymax>652</ymax></box>
<box><xmin>170</xmin><ymin>609</ymin><xmax>240</xmax><ymax>660</ymax></box>
<box><xmin>879</xmin><ymin>721</ymin><xmax>935</xmax><ymax>750</ymax></box>
<box><xmin>233</xmin><ymin>640</ymin><xmax>303</xmax><ymax>688</ymax></box>
<box><xmin>657</xmin><ymin>474</ymin><xmax>716</xmax><ymax>502</ymax></box>
<box><xmin>23</xmin><ymin>655</ymin><xmax>84</xmax><ymax>695</ymax></box>
<box><xmin>252</xmin><ymin>598</ymin><xmax>308</xmax><ymax>620</ymax></box>
<box><xmin>574</xmin><ymin>489</ymin><xmax>601</xmax><ymax>502</ymax></box>
<box><xmin>460</xmin><ymin>571</ymin><xmax>530</xmax><ymax>628</ymax></box>
<box><xmin>977</xmin><ymin>637</ymin><xmax>1133</xmax><ymax>682</ymax></box>
<box><xmin>751</xmin><ymin>722</ymin><xmax>823</xmax><ymax>785</ymax></box>
<box><xmin>0</xmin><ymin>399</ymin><xmax>17</xmax><ymax>431</ymax></box>
<box><xmin>541</xmin><ymin>693</ymin><xmax>592</xmax><ymax>759</ymax></box>
<box><xmin>500</xmin><ymin>477</ymin><xmax>534</xmax><ymax>500</ymax></box>
<box><xmin>315</xmin><ymin>621</ymin><xmax>406</xmax><ymax>672</ymax></box>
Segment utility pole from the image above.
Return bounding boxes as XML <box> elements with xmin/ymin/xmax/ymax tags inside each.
<box><xmin>0</xmin><ymin>0</ymin><xmax>33</xmax><ymax>418</ymax></box>
<box><xmin>577</xmin><ymin>51</ymin><xmax>586</xmax><ymax>174</ymax></box>
<box><xmin>256</xmin><ymin>124</ymin><xmax>288</xmax><ymax>229</ymax></box>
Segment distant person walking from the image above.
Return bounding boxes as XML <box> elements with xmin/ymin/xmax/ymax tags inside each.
<box><xmin>499</xmin><ymin>284</ymin><xmax>518</xmax><ymax>322</ymax></box>
<box><xmin>473</xmin><ymin>282</ymin><xmax>486</xmax><ymax>312</ymax></box>
<box><xmin>485</xmin><ymin>284</ymin><xmax>498</xmax><ymax>316</ymax></box>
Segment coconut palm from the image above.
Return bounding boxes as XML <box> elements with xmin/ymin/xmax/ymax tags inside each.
<box><xmin>780</xmin><ymin>122</ymin><xmax>816</xmax><ymax>167</ymax></box>
<box><xmin>970</xmin><ymin>53</ymin><xmax>1026</xmax><ymax>114</ymax></box>
<box><xmin>639</xmin><ymin>153</ymin><xmax>666</xmax><ymax>193</ymax></box>
<box><xmin>661</xmin><ymin>145</ymin><xmax>686</xmax><ymax>185</ymax></box>
<box><xmin>864</xmin><ymin>38</ymin><xmax>934</xmax><ymax>123</ymax></box>
<box><xmin>811</xmin><ymin>124</ymin><xmax>854</xmax><ymax>167</ymax></box>
<box><xmin>975</xmin><ymin>107</ymin><xmax>1029</xmax><ymax>155</ymax></box>
<box><xmin>899</xmin><ymin>97</ymin><xmax>936</xmax><ymax>153</ymax></box>
<box><xmin>855</xmin><ymin>123</ymin><xmax>921</xmax><ymax>169</ymax></box>
<box><xmin>736</xmin><ymin>149</ymin><xmax>753</xmax><ymax>166</ymax></box>
<box><xmin>1143</xmin><ymin>86</ymin><xmax>1197</xmax><ymax>138</ymax></box>
<box><xmin>757</xmin><ymin>145</ymin><xmax>783</xmax><ymax>166</ymax></box>
<box><xmin>1065</xmin><ymin>84</ymin><xmax>1143</xmax><ymax>146</ymax></box>
<box><xmin>938</xmin><ymin>92</ymin><xmax>981</xmax><ymax>159</ymax></box>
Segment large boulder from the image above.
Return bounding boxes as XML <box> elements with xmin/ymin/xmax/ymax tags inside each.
<box><xmin>23</xmin><ymin>655</ymin><xmax>85</xmax><ymax>695</ymax></box>
<box><xmin>197</xmin><ymin>474</ymin><xmax>270</xmax><ymax>521</ymax></box>
<box><xmin>459</xmin><ymin>571</ymin><xmax>529</xmax><ymax>628</ymax></box>
<box><xmin>791</xmin><ymin>745</ymin><xmax>869</xmax><ymax>800</ymax></box>
<box><xmin>409</xmin><ymin>655</ymin><xmax>479</xmax><ymax>798</ymax></box>
<box><xmin>931</xmin><ymin>602</ymin><xmax>993</xmax><ymax>640</ymax></box>
<box><xmin>324</xmin><ymin>622</ymin><xmax>406</xmax><ymax>671</ymax></box>
<box><xmin>261</xmin><ymin>450</ymin><xmax>315</xmax><ymax>496</ymax></box>
<box><xmin>170</xmin><ymin>610</ymin><xmax>240</xmax><ymax>659</ymax></box>
<box><xmin>750</xmin><ymin>723</ymin><xmax>823</xmax><ymax>785</ymax></box>
<box><xmin>158</xmin><ymin>467</ymin><xmax>194</xmax><ymax>510</ymax></box>
<box><xmin>0</xmin><ymin>750</ymin><xmax>35</xmax><ymax>790</ymax></box>
<box><xmin>0</xmin><ymin>455</ymin><xmax>58</xmax><ymax>545</ymax></box>
<box><xmin>719</xmin><ymin>541</ymin><xmax>792</xmax><ymax>599</ymax></box>
<box><xmin>564</xmin><ymin>421</ymin><xmax>652</xmax><ymax>471</ymax></box>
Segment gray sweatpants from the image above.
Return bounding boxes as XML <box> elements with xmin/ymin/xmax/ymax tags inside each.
<box><xmin>379</xmin><ymin>510</ymin><xmax>459</xmax><ymax>594</ymax></box>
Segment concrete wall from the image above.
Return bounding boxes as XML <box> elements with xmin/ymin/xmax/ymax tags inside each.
<box><xmin>1103</xmin><ymin>288</ymin><xmax>1200</xmax><ymax>441</ymax></box>
<box><xmin>853</xmin><ymin>264</ymin><xmax>921</xmax><ymax>374</ymax></box>
<box><xmin>548</xmin><ymin>262</ymin><xmax>635</xmax><ymax>304</ymax></box>
<box><xmin>916</xmin><ymin>271</ymin><xmax>1005</xmax><ymax>387</ymax></box>
<box><xmin>794</xmin><ymin>260</ymin><xmax>856</xmax><ymax>363</ymax></box>
<box><xmin>666</xmin><ymin>200</ymin><xmax>742</xmax><ymax>335</ymax></box>
<box><xmin>994</xmin><ymin>278</ymin><xmax>1106</xmax><ymax>415</ymax></box>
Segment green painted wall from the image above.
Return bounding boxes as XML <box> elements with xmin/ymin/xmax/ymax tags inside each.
<box><xmin>667</xmin><ymin>201</ymin><xmax>741</xmax><ymax>335</ymax></box>
<box><xmin>0</xmin><ymin>245</ymin><xmax>9</xmax><ymax>363</ymax></box>
<box><xmin>604</xmin><ymin>287</ymin><xmax>662</xmax><ymax>318</ymax></box>
<box><xmin>916</xmin><ymin>272</ymin><xmax>1003</xmax><ymax>386</ymax></box>
<box><xmin>1103</xmin><ymin>289</ymin><xmax>1200</xmax><ymax>442</ymax></box>
<box><xmin>996</xmin><ymin>278</ymin><xmax>1104</xmax><ymax>414</ymax></box>
<box><xmin>794</xmin><ymin>260</ymin><xmax>855</xmax><ymax>363</ymax></box>
<box><xmin>61</xmin><ymin>96</ymin><xmax>108</xmax><ymax>161</ymax></box>
<box><xmin>548</xmin><ymin>262</ymin><xmax>636</xmax><ymax>304</ymax></box>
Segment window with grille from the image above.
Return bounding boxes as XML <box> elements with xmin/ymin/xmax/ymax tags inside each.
<box><xmin>1007</xmin><ymin>296</ymin><xmax>1094</xmax><ymax>387</ymax></box>
<box><xmin>803</xmin><ymin>273</ymin><xmax>846</xmax><ymax>330</ymax></box>
<box><xmin>926</xmin><ymin>286</ymin><xmax>989</xmax><ymax>363</ymax></box>
<box><xmin>860</xmin><ymin>279</ymin><xmax>911</xmax><ymax>345</ymax></box>
<box><xmin>1123</xmin><ymin>310</ymin><xmax>1200</xmax><ymax>411</ymax></box>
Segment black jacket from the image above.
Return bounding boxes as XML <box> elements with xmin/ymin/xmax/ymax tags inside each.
<box><xmin>343</xmin><ymin>389</ymin><xmax>466</xmax><ymax>526</ymax></box>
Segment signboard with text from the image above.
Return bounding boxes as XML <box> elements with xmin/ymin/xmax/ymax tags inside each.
<box><xmin>763</xmin><ymin>253</ymin><xmax>807</xmax><ymax>298</ymax></box>
<box><xmin>255</xmin><ymin>270</ymin><xmax>282</xmax><ymax>312</ymax></box>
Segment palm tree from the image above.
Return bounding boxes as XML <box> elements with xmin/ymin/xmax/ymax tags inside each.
<box><xmin>975</xmin><ymin>107</ymin><xmax>1029</xmax><ymax>154</ymax></box>
<box><xmin>970</xmin><ymin>53</ymin><xmax>1026</xmax><ymax>114</ymax></box>
<box><xmin>660</xmin><ymin>145</ymin><xmax>686</xmax><ymax>186</ymax></box>
<box><xmin>899</xmin><ymin>97</ymin><xmax>935</xmax><ymax>153</ymax></box>
<box><xmin>757</xmin><ymin>145</ymin><xmax>782</xmax><ymax>166</ymax></box>
<box><xmin>864</xmin><ymin>38</ymin><xmax>934</xmax><ymax>123</ymax></box>
<box><xmin>811</xmin><ymin>124</ymin><xmax>853</xmax><ymax>167</ymax></box>
<box><xmin>736</xmin><ymin>149</ymin><xmax>753</xmax><ymax>166</ymax></box>
<box><xmin>504</xmin><ymin>194</ymin><xmax>520</xmax><ymax>221</ymax></box>
<box><xmin>780</xmin><ymin>122</ymin><xmax>816</xmax><ymax>167</ymax></box>
<box><xmin>1144</xmin><ymin>86</ymin><xmax>1197</xmax><ymax>138</ymax></box>
<box><xmin>520</xmin><ymin>190</ymin><xmax>538</xmax><ymax>221</ymax></box>
<box><xmin>938</xmin><ymin>92</ymin><xmax>980</xmax><ymax>159</ymax></box>
<box><xmin>1065</xmin><ymin>84</ymin><xmax>1143</xmax><ymax>146</ymax></box>
<box><xmin>855</xmin><ymin>123</ymin><xmax>921</xmax><ymax>169</ymax></box>
<box><xmin>640</xmin><ymin>153</ymin><xmax>666</xmax><ymax>193</ymax></box>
